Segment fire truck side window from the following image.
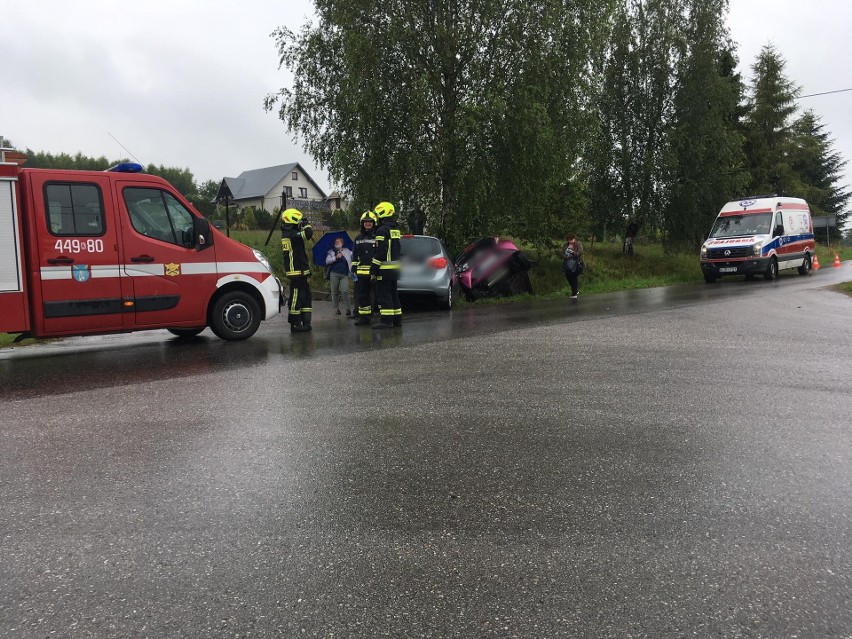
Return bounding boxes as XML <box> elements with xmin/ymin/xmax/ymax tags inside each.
<box><xmin>124</xmin><ymin>188</ymin><xmax>195</xmax><ymax>248</ymax></box>
<box><xmin>44</xmin><ymin>183</ymin><xmax>105</xmax><ymax>236</ymax></box>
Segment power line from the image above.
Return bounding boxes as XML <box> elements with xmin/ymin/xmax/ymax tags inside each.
<box><xmin>798</xmin><ymin>87</ymin><xmax>852</xmax><ymax>99</ymax></box>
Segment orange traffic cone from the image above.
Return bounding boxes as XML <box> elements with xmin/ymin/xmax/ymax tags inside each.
<box><xmin>833</xmin><ymin>253</ymin><xmax>841</xmax><ymax>268</ymax></box>
<box><xmin>813</xmin><ymin>254</ymin><xmax>820</xmax><ymax>270</ymax></box>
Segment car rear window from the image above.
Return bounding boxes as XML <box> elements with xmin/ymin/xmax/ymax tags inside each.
<box><xmin>400</xmin><ymin>237</ymin><xmax>441</xmax><ymax>261</ymax></box>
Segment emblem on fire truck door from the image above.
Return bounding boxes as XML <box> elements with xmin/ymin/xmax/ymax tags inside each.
<box><xmin>165</xmin><ymin>263</ymin><xmax>181</xmax><ymax>277</ymax></box>
<box><xmin>72</xmin><ymin>265</ymin><xmax>90</xmax><ymax>282</ymax></box>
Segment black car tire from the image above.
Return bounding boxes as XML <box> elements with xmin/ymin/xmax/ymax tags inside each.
<box><xmin>167</xmin><ymin>328</ymin><xmax>205</xmax><ymax>338</ymax></box>
<box><xmin>210</xmin><ymin>291</ymin><xmax>262</xmax><ymax>341</ymax></box>
<box><xmin>764</xmin><ymin>257</ymin><xmax>778</xmax><ymax>281</ymax></box>
<box><xmin>440</xmin><ymin>283</ymin><xmax>454</xmax><ymax>310</ymax></box>
<box><xmin>798</xmin><ymin>253</ymin><xmax>811</xmax><ymax>275</ymax></box>
<box><xmin>703</xmin><ymin>273</ymin><xmax>716</xmax><ymax>284</ymax></box>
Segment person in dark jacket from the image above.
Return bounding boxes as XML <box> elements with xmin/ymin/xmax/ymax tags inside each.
<box><xmin>561</xmin><ymin>233</ymin><xmax>584</xmax><ymax>300</ymax></box>
<box><xmin>325</xmin><ymin>236</ymin><xmax>353</xmax><ymax>315</ymax></box>
<box><xmin>281</xmin><ymin>208</ymin><xmax>314</xmax><ymax>332</ymax></box>
<box><xmin>351</xmin><ymin>211</ymin><xmax>378</xmax><ymax>325</ymax></box>
<box><xmin>370</xmin><ymin>201</ymin><xmax>402</xmax><ymax>329</ymax></box>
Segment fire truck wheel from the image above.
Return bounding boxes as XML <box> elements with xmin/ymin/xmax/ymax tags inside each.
<box><xmin>763</xmin><ymin>256</ymin><xmax>778</xmax><ymax>281</ymax></box>
<box><xmin>210</xmin><ymin>291</ymin><xmax>261</xmax><ymax>341</ymax></box>
<box><xmin>703</xmin><ymin>273</ymin><xmax>716</xmax><ymax>284</ymax></box>
<box><xmin>167</xmin><ymin>328</ymin><xmax>205</xmax><ymax>338</ymax></box>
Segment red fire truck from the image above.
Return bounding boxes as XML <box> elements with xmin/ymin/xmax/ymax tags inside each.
<box><xmin>0</xmin><ymin>148</ymin><xmax>281</xmax><ymax>341</ymax></box>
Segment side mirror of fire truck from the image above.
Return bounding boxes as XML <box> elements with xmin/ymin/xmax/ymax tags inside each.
<box><xmin>193</xmin><ymin>217</ymin><xmax>214</xmax><ymax>251</ymax></box>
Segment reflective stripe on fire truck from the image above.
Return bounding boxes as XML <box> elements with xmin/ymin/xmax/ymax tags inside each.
<box><xmin>41</xmin><ymin>261</ymin><xmax>271</xmax><ymax>279</ymax></box>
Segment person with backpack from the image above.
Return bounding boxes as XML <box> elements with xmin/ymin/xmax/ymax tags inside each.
<box><xmin>562</xmin><ymin>233</ymin><xmax>585</xmax><ymax>300</ymax></box>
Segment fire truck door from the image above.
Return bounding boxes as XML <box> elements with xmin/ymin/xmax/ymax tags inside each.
<box><xmin>117</xmin><ymin>184</ymin><xmax>216</xmax><ymax>328</ymax></box>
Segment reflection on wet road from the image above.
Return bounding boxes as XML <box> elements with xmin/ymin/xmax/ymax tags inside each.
<box><xmin>2</xmin><ymin>266</ymin><xmax>850</xmax><ymax>400</ymax></box>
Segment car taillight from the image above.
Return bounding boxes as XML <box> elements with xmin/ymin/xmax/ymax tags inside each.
<box><xmin>429</xmin><ymin>257</ymin><xmax>449</xmax><ymax>269</ymax></box>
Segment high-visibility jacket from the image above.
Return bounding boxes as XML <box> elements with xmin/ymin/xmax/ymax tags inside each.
<box><xmin>352</xmin><ymin>229</ymin><xmax>378</xmax><ymax>276</ymax></box>
<box><xmin>371</xmin><ymin>218</ymin><xmax>401</xmax><ymax>280</ymax></box>
<box><xmin>281</xmin><ymin>223</ymin><xmax>313</xmax><ymax>277</ymax></box>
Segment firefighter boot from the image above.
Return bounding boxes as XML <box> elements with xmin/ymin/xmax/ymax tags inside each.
<box><xmin>354</xmin><ymin>315</ymin><xmax>371</xmax><ymax>326</ymax></box>
<box><xmin>301</xmin><ymin>311</ymin><xmax>313</xmax><ymax>331</ymax></box>
<box><xmin>291</xmin><ymin>322</ymin><xmax>310</xmax><ymax>333</ymax></box>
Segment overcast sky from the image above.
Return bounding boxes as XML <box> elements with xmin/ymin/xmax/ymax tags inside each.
<box><xmin>2</xmin><ymin>0</ymin><xmax>851</xmax><ymax>205</ymax></box>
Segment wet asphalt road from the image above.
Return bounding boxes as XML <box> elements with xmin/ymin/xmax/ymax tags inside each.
<box><xmin>1</xmin><ymin>266</ymin><xmax>851</xmax><ymax>638</ymax></box>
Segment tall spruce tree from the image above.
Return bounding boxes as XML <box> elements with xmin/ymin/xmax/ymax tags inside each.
<box><xmin>744</xmin><ymin>44</ymin><xmax>800</xmax><ymax>197</ymax></box>
<box><xmin>789</xmin><ymin>110</ymin><xmax>851</xmax><ymax>241</ymax></box>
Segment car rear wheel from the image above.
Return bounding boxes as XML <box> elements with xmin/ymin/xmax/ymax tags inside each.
<box><xmin>210</xmin><ymin>291</ymin><xmax>261</xmax><ymax>341</ymax></box>
<box><xmin>764</xmin><ymin>257</ymin><xmax>778</xmax><ymax>281</ymax></box>
<box><xmin>440</xmin><ymin>283</ymin><xmax>454</xmax><ymax>310</ymax></box>
<box><xmin>798</xmin><ymin>253</ymin><xmax>811</xmax><ymax>275</ymax></box>
<box><xmin>167</xmin><ymin>328</ymin><xmax>205</xmax><ymax>338</ymax></box>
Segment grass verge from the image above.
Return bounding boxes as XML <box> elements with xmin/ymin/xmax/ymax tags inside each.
<box><xmin>835</xmin><ymin>281</ymin><xmax>852</xmax><ymax>297</ymax></box>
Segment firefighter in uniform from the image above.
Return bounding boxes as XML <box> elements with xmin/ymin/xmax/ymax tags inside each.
<box><xmin>281</xmin><ymin>208</ymin><xmax>314</xmax><ymax>332</ymax></box>
<box><xmin>351</xmin><ymin>210</ymin><xmax>378</xmax><ymax>326</ymax></box>
<box><xmin>370</xmin><ymin>201</ymin><xmax>402</xmax><ymax>329</ymax></box>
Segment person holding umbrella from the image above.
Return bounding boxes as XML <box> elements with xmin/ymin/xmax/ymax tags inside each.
<box><xmin>325</xmin><ymin>235</ymin><xmax>353</xmax><ymax>315</ymax></box>
<box><xmin>281</xmin><ymin>208</ymin><xmax>314</xmax><ymax>332</ymax></box>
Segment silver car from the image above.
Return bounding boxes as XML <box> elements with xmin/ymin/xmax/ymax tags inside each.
<box><xmin>398</xmin><ymin>234</ymin><xmax>458</xmax><ymax>309</ymax></box>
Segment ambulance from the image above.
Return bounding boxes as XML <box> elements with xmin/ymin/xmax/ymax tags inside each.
<box><xmin>0</xmin><ymin>148</ymin><xmax>281</xmax><ymax>341</ymax></box>
<box><xmin>699</xmin><ymin>196</ymin><xmax>815</xmax><ymax>283</ymax></box>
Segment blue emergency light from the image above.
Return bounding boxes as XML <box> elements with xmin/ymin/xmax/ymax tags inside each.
<box><xmin>107</xmin><ymin>162</ymin><xmax>144</xmax><ymax>173</ymax></box>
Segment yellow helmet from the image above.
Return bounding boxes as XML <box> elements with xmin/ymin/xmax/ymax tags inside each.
<box><xmin>360</xmin><ymin>210</ymin><xmax>377</xmax><ymax>225</ymax></box>
<box><xmin>374</xmin><ymin>201</ymin><xmax>395</xmax><ymax>219</ymax></box>
<box><xmin>281</xmin><ymin>208</ymin><xmax>303</xmax><ymax>224</ymax></box>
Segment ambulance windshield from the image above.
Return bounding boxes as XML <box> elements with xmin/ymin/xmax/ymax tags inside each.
<box><xmin>709</xmin><ymin>213</ymin><xmax>772</xmax><ymax>238</ymax></box>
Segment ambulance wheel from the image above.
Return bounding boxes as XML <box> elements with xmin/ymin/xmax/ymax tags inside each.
<box><xmin>210</xmin><ymin>291</ymin><xmax>261</xmax><ymax>341</ymax></box>
<box><xmin>703</xmin><ymin>273</ymin><xmax>716</xmax><ymax>284</ymax></box>
<box><xmin>764</xmin><ymin>257</ymin><xmax>778</xmax><ymax>281</ymax></box>
<box><xmin>167</xmin><ymin>328</ymin><xmax>205</xmax><ymax>338</ymax></box>
<box><xmin>798</xmin><ymin>253</ymin><xmax>812</xmax><ymax>275</ymax></box>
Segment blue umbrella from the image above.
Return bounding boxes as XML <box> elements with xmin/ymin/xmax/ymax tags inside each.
<box><xmin>312</xmin><ymin>230</ymin><xmax>354</xmax><ymax>266</ymax></box>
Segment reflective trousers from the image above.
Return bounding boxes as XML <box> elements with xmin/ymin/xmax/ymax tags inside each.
<box><xmin>288</xmin><ymin>276</ymin><xmax>312</xmax><ymax>325</ymax></box>
<box><xmin>355</xmin><ymin>274</ymin><xmax>374</xmax><ymax>316</ymax></box>
<box><xmin>375</xmin><ymin>276</ymin><xmax>401</xmax><ymax>325</ymax></box>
